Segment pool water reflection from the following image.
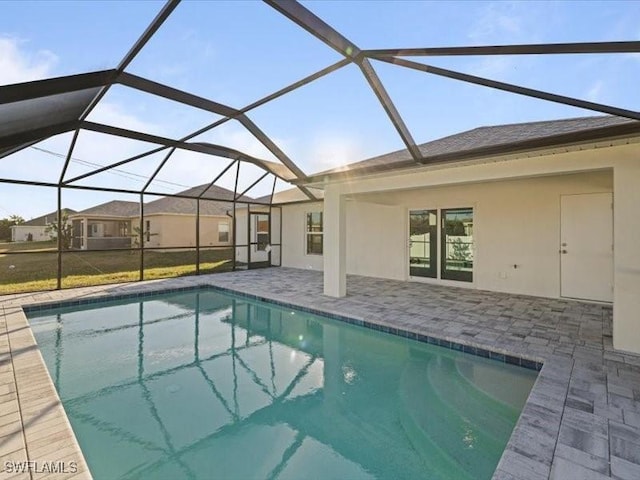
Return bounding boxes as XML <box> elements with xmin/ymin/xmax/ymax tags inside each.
<box><xmin>29</xmin><ymin>290</ymin><xmax>537</xmax><ymax>480</ymax></box>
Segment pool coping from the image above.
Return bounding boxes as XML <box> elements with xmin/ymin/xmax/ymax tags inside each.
<box><xmin>2</xmin><ymin>302</ymin><xmax>92</xmax><ymax>479</ymax></box>
<box><xmin>0</xmin><ymin>272</ymin><xmax>620</xmax><ymax>480</ymax></box>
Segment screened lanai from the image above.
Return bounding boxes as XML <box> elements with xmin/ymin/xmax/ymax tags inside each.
<box><xmin>1</xmin><ymin>0</ymin><xmax>639</xmax><ymax>296</ymax></box>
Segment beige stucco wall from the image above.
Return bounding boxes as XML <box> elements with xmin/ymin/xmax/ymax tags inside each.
<box><xmin>310</xmin><ymin>140</ymin><xmax>640</xmax><ymax>353</ymax></box>
<box><xmin>10</xmin><ymin>226</ymin><xmax>50</xmax><ymax>242</ymax></box>
<box><xmin>281</xmin><ymin>202</ymin><xmax>324</xmax><ymax>271</ymax></box>
<box><xmin>282</xmin><ymin>170</ymin><xmax>613</xmax><ymax>298</ymax></box>
<box><xmin>135</xmin><ymin>214</ymin><xmax>232</xmax><ymax>248</ymax></box>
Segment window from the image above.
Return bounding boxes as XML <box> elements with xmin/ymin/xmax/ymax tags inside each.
<box><xmin>218</xmin><ymin>222</ymin><xmax>229</xmax><ymax>243</ymax></box>
<box><xmin>441</xmin><ymin>208</ymin><xmax>474</xmax><ymax>282</ymax></box>
<box><xmin>306</xmin><ymin>212</ymin><xmax>323</xmax><ymax>255</ymax></box>
<box><xmin>145</xmin><ymin>220</ymin><xmax>150</xmax><ymax>242</ymax></box>
<box><xmin>88</xmin><ymin>223</ymin><xmax>103</xmax><ymax>237</ymax></box>
<box><xmin>255</xmin><ymin>215</ymin><xmax>269</xmax><ymax>251</ymax></box>
<box><xmin>118</xmin><ymin>221</ymin><xmax>129</xmax><ymax>237</ymax></box>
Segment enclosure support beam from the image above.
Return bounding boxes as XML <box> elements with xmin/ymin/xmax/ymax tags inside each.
<box><xmin>64</xmin><ymin>145</ymin><xmax>168</xmax><ymax>185</ymax></box>
<box><xmin>118</xmin><ymin>72</ymin><xmax>238</xmax><ymax>117</ymax></box>
<box><xmin>235</xmin><ymin>172</ymin><xmax>269</xmax><ymax>201</ymax></box>
<box><xmin>142</xmin><ymin>149</ymin><xmax>175</xmax><ymax>193</ymax></box>
<box><xmin>78</xmin><ymin>0</ymin><xmax>181</xmax><ymax>121</ymax></box>
<box><xmin>375</xmin><ymin>56</ymin><xmax>640</xmax><ymax>122</ymax></box>
<box><xmin>92</xmin><ymin>58</ymin><xmax>349</xmax><ymax>182</ymax></box>
<box><xmin>268</xmin><ymin>176</ymin><xmax>277</xmax><ymax>267</ymax></box>
<box><xmin>79</xmin><ymin>121</ymin><xmax>292</xmax><ymax>181</ymax></box>
<box><xmin>197</xmin><ymin>160</ymin><xmax>237</xmax><ymax>199</ymax></box>
<box><xmin>236</xmin><ymin>116</ymin><xmax>316</xmax><ymax>200</ymax></box>
<box><xmin>0</xmin><ymin>177</ymin><xmax>265</xmax><ymax>205</ymax></box>
<box><xmin>232</xmin><ymin>161</ymin><xmax>240</xmax><ymax>272</ymax></box>
<box><xmin>59</xmin><ymin>130</ymin><xmax>80</xmax><ymax>184</ymax></box>
<box><xmin>56</xmin><ymin>186</ymin><xmax>62</xmax><ymax>290</ymax></box>
<box><xmin>196</xmin><ymin>199</ymin><xmax>200</xmax><ymax>275</ymax></box>
<box><xmin>263</xmin><ymin>0</ymin><xmax>360</xmax><ymax>59</ymax></box>
<box><xmin>364</xmin><ymin>41</ymin><xmax>640</xmax><ymax>58</ymax></box>
<box><xmin>139</xmin><ymin>193</ymin><xmax>145</xmax><ymax>281</ymax></box>
<box><xmin>264</xmin><ymin>0</ymin><xmax>421</xmax><ymax>164</ymax></box>
<box><xmin>323</xmin><ymin>185</ymin><xmax>346</xmax><ymax>297</ymax></box>
<box><xmin>358</xmin><ymin>58</ymin><xmax>422</xmax><ymax>163</ymax></box>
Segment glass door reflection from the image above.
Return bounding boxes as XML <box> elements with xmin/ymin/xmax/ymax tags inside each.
<box><xmin>409</xmin><ymin>210</ymin><xmax>437</xmax><ymax>278</ymax></box>
<box><xmin>441</xmin><ymin>208</ymin><xmax>473</xmax><ymax>282</ymax></box>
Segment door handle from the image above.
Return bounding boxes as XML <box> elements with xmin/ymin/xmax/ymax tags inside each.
<box><xmin>560</xmin><ymin>249</ymin><xmax>568</xmax><ymax>254</ymax></box>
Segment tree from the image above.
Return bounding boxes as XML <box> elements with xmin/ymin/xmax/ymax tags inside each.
<box><xmin>444</xmin><ymin>219</ymin><xmax>466</xmax><ymax>236</ymax></box>
<box><xmin>8</xmin><ymin>215</ymin><xmax>24</xmax><ymax>225</ymax></box>
<box><xmin>0</xmin><ymin>215</ymin><xmax>25</xmax><ymax>242</ymax></box>
<box><xmin>45</xmin><ymin>211</ymin><xmax>73</xmax><ymax>249</ymax></box>
<box><xmin>130</xmin><ymin>225</ymin><xmax>158</xmax><ymax>248</ymax></box>
<box><xmin>450</xmin><ymin>238</ymin><xmax>471</xmax><ymax>262</ymax></box>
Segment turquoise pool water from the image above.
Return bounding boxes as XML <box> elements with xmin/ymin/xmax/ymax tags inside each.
<box><xmin>29</xmin><ymin>289</ymin><xmax>537</xmax><ymax>480</ymax></box>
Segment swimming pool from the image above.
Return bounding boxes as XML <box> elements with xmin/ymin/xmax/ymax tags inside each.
<box><xmin>28</xmin><ymin>288</ymin><xmax>537</xmax><ymax>480</ymax></box>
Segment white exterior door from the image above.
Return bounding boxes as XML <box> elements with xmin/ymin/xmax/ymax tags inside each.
<box><xmin>560</xmin><ymin>193</ymin><xmax>613</xmax><ymax>302</ymax></box>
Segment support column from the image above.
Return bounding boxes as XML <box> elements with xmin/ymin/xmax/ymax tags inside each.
<box><xmin>613</xmin><ymin>160</ymin><xmax>640</xmax><ymax>354</ymax></box>
<box><xmin>323</xmin><ymin>185</ymin><xmax>346</xmax><ymax>297</ymax></box>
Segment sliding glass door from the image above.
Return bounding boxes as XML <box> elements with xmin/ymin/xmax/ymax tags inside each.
<box><xmin>441</xmin><ymin>208</ymin><xmax>474</xmax><ymax>282</ymax></box>
<box><xmin>409</xmin><ymin>210</ymin><xmax>437</xmax><ymax>278</ymax></box>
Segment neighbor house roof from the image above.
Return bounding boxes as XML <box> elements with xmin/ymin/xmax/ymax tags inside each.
<box><xmin>145</xmin><ymin>184</ymin><xmax>253</xmax><ymax>216</ymax></box>
<box><xmin>73</xmin><ymin>200</ymin><xmax>140</xmax><ymax>218</ymax></box>
<box><xmin>72</xmin><ymin>185</ymin><xmax>254</xmax><ymax>218</ymax></box>
<box><xmin>16</xmin><ymin>208</ymin><xmax>77</xmax><ymax>227</ymax></box>
<box><xmin>305</xmin><ymin>115</ymin><xmax>640</xmax><ymax>183</ymax></box>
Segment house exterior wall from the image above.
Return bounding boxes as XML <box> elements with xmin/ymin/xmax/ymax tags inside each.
<box><xmin>282</xmin><ymin>171</ymin><xmax>613</xmax><ymax>298</ymax></box>
<box><xmin>138</xmin><ymin>214</ymin><xmax>232</xmax><ymax>249</ymax></box>
<box><xmin>613</xmin><ymin>160</ymin><xmax>640</xmax><ymax>354</ymax></box>
<box><xmin>281</xmin><ymin>202</ymin><xmax>324</xmax><ymax>271</ymax></box>
<box><xmin>10</xmin><ymin>226</ymin><xmax>50</xmax><ymax>242</ymax></box>
<box><xmin>311</xmin><ymin>141</ymin><xmax>640</xmax><ymax>353</ymax></box>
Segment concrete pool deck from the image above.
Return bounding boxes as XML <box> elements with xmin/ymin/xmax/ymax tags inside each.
<box><xmin>1</xmin><ymin>267</ymin><xmax>639</xmax><ymax>479</ymax></box>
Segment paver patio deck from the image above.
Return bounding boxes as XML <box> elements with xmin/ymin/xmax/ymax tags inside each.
<box><xmin>1</xmin><ymin>267</ymin><xmax>639</xmax><ymax>479</ymax></box>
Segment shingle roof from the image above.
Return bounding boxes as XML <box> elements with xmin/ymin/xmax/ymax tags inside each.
<box><xmin>74</xmin><ymin>200</ymin><xmax>140</xmax><ymax>217</ymax></box>
<box><xmin>145</xmin><ymin>184</ymin><xmax>252</xmax><ymax>216</ymax></box>
<box><xmin>21</xmin><ymin>208</ymin><xmax>77</xmax><ymax>226</ymax></box>
<box><xmin>315</xmin><ymin>115</ymin><xmax>640</xmax><ymax>179</ymax></box>
<box><xmin>72</xmin><ymin>185</ymin><xmax>252</xmax><ymax>218</ymax></box>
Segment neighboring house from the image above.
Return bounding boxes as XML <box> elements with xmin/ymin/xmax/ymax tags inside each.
<box><xmin>271</xmin><ymin>115</ymin><xmax>640</xmax><ymax>353</ymax></box>
<box><xmin>70</xmin><ymin>201</ymin><xmax>138</xmax><ymax>250</ymax></box>
<box><xmin>10</xmin><ymin>209</ymin><xmax>76</xmax><ymax>242</ymax></box>
<box><xmin>69</xmin><ymin>185</ymin><xmax>250</xmax><ymax>250</ymax></box>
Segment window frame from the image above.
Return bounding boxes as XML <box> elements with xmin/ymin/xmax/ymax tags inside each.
<box><xmin>305</xmin><ymin>211</ymin><xmax>323</xmax><ymax>256</ymax></box>
<box><xmin>218</xmin><ymin>221</ymin><xmax>230</xmax><ymax>243</ymax></box>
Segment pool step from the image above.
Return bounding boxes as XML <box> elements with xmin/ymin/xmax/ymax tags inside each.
<box><xmin>398</xmin><ymin>357</ymin><xmax>519</xmax><ymax>479</ymax></box>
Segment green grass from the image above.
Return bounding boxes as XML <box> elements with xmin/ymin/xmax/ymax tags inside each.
<box><xmin>0</xmin><ymin>241</ymin><xmax>233</xmax><ymax>294</ymax></box>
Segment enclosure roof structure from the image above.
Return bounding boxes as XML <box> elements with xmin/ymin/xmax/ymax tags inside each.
<box><xmin>255</xmin><ymin>187</ymin><xmax>324</xmax><ymax>204</ymax></box>
<box><xmin>303</xmin><ymin>115</ymin><xmax>640</xmax><ymax>184</ymax></box>
<box><xmin>1</xmin><ymin>0</ymin><xmax>640</xmax><ymax>203</ymax></box>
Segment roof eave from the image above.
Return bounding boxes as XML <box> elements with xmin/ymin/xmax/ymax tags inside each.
<box><xmin>299</xmin><ymin>121</ymin><xmax>640</xmax><ymax>186</ymax></box>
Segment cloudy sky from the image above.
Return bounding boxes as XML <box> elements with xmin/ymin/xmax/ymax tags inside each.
<box><xmin>1</xmin><ymin>0</ymin><xmax>639</xmax><ymax>218</ymax></box>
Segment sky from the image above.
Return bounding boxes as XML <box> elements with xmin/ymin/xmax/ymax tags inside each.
<box><xmin>1</xmin><ymin>0</ymin><xmax>639</xmax><ymax>219</ymax></box>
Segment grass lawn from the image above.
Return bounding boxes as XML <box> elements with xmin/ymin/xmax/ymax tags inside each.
<box><xmin>0</xmin><ymin>241</ymin><xmax>233</xmax><ymax>294</ymax></box>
